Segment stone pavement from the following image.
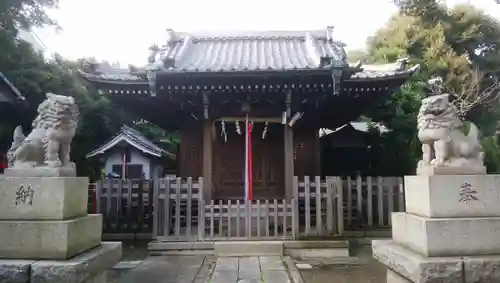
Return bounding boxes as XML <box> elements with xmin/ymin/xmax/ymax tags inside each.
<box><xmin>114</xmin><ymin>255</ymin><xmax>209</xmax><ymax>283</ymax></box>
<box><xmin>113</xmin><ymin>255</ymin><xmax>295</xmax><ymax>283</ymax></box>
<box><xmin>210</xmin><ymin>256</ymin><xmax>291</xmax><ymax>283</ymax></box>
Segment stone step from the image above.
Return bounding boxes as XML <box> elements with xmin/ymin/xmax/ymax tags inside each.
<box><xmin>148</xmin><ymin>241</ymin><xmax>214</xmax><ymax>252</ymax></box>
<box><xmin>215</xmin><ymin>241</ymin><xmax>283</xmax><ymax>256</ymax></box>
<box><xmin>282</xmin><ymin>240</ymin><xmax>348</xmax><ymax>249</ymax></box>
<box><xmin>149</xmin><ymin>240</ymin><xmax>350</xmax><ymax>258</ymax></box>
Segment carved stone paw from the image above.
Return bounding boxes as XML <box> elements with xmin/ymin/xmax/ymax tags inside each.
<box><xmin>417</xmin><ymin>160</ymin><xmax>428</xmax><ymax>167</ymax></box>
<box><xmin>46</xmin><ymin>160</ymin><xmax>62</xmax><ymax>168</ymax></box>
<box><xmin>431</xmin><ymin>159</ymin><xmax>445</xmax><ymax>166</ymax></box>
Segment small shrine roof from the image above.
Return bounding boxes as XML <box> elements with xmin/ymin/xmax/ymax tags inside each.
<box><xmin>320</xmin><ymin>122</ymin><xmax>389</xmax><ymax>137</ymax></box>
<box><xmin>86</xmin><ymin>125</ymin><xmax>175</xmax><ymax>159</ymax></box>
<box><xmin>78</xmin><ymin>28</ymin><xmax>419</xmax><ymax>83</ymax></box>
<box><xmin>0</xmin><ymin>72</ymin><xmax>25</xmax><ymax>103</ymax></box>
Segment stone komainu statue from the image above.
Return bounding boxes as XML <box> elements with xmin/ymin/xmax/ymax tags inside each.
<box><xmin>416</xmin><ymin>78</ymin><xmax>486</xmax><ymax>175</ymax></box>
<box><xmin>7</xmin><ymin>93</ymin><xmax>79</xmax><ymax>171</ymax></box>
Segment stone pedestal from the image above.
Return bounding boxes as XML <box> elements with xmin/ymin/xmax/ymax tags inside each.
<box><xmin>0</xmin><ymin>176</ymin><xmax>122</xmax><ymax>283</ymax></box>
<box><xmin>373</xmin><ymin>174</ymin><xmax>500</xmax><ymax>283</ymax></box>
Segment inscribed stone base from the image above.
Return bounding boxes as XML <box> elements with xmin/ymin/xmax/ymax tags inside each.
<box><xmin>4</xmin><ymin>163</ymin><xmax>76</xmax><ymax>178</ymax></box>
<box><xmin>416</xmin><ymin>163</ymin><xmax>486</xmax><ymax>176</ymax></box>
<box><xmin>0</xmin><ymin>215</ymin><xmax>102</xmax><ymax>260</ymax></box>
<box><xmin>373</xmin><ymin>240</ymin><xmax>500</xmax><ymax>283</ymax></box>
<box><xmin>0</xmin><ymin>242</ymin><xmax>121</xmax><ymax>283</ymax></box>
<box><xmin>392</xmin><ymin>212</ymin><xmax>500</xmax><ymax>257</ymax></box>
<box><xmin>0</xmin><ymin>177</ymin><xmax>89</xmax><ymax>220</ymax></box>
<box><xmin>405</xmin><ymin>175</ymin><xmax>500</xmax><ymax>218</ymax></box>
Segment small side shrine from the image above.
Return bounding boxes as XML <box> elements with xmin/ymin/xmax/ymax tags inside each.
<box><xmin>86</xmin><ymin>125</ymin><xmax>175</xmax><ymax>179</ymax></box>
<box><xmin>320</xmin><ymin>122</ymin><xmax>387</xmax><ymax>176</ymax></box>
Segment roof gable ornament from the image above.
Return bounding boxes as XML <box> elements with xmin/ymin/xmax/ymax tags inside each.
<box><xmin>166</xmin><ymin>28</ymin><xmax>177</xmax><ymax>45</ymax></box>
<box><xmin>147</xmin><ymin>44</ymin><xmax>160</xmax><ymax>64</ymax></box>
<box><xmin>320</xmin><ymin>56</ymin><xmax>344</xmax><ymax>95</ymax></box>
<box><xmin>326</xmin><ymin>26</ymin><xmax>335</xmax><ymax>42</ymax></box>
<box><xmin>81</xmin><ymin>59</ymin><xmax>101</xmax><ymax>74</ymax></box>
<box><xmin>146</xmin><ymin>70</ymin><xmax>157</xmax><ymax>97</ymax></box>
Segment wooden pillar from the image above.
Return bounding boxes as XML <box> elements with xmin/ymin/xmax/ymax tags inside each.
<box><xmin>202</xmin><ymin>120</ymin><xmax>213</xmax><ymax>201</ymax></box>
<box><xmin>284</xmin><ymin>125</ymin><xmax>294</xmax><ymax>201</ymax></box>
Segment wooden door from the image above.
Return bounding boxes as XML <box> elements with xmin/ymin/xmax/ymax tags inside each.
<box><xmin>213</xmin><ymin>130</ymin><xmax>245</xmax><ymax>199</ymax></box>
<box><xmin>251</xmin><ymin>124</ymin><xmax>284</xmax><ymax>199</ymax></box>
<box><xmin>212</xmin><ymin>123</ymin><xmax>284</xmax><ymax>200</ymax></box>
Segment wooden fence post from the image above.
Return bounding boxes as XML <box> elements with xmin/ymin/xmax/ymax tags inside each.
<box><xmin>163</xmin><ymin>178</ymin><xmax>171</xmax><ymax>237</ymax></box>
<box><xmin>95</xmin><ymin>180</ymin><xmax>102</xmax><ymax>214</ymax></box>
<box><xmin>174</xmin><ymin>177</ymin><xmax>181</xmax><ymax>237</ymax></box>
<box><xmin>377</xmin><ymin>177</ymin><xmax>384</xmax><ymax>226</ymax></box>
<box><xmin>336</xmin><ymin>177</ymin><xmax>344</xmax><ymax>236</ymax></box>
<box><xmin>346</xmin><ymin>176</ymin><xmax>352</xmax><ymax>226</ymax></box>
<box><xmin>367</xmin><ymin>176</ymin><xmax>373</xmax><ymax>227</ymax></box>
<box><xmin>291</xmin><ymin>198</ymin><xmax>298</xmax><ymax>240</ymax></box>
<box><xmin>326</xmin><ymin>177</ymin><xmax>334</xmax><ymax>233</ymax></box>
<box><xmin>304</xmin><ymin>176</ymin><xmax>311</xmax><ymax>235</ymax></box>
<box><xmin>314</xmin><ymin>176</ymin><xmax>322</xmax><ymax>236</ymax></box>
<box><xmin>398</xmin><ymin>177</ymin><xmax>405</xmax><ymax>212</ymax></box>
<box><xmin>152</xmin><ymin>176</ymin><xmax>159</xmax><ymax>238</ymax></box>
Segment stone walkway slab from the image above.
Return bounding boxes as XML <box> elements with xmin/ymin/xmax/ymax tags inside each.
<box><xmin>113</xmin><ymin>254</ymin><xmax>298</xmax><ymax>283</ymax></box>
<box><xmin>215</xmin><ymin>257</ymin><xmax>238</xmax><ymax>270</ymax></box>
<box><xmin>116</xmin><ymin>255</ymin><xmax>207</xmax><ymax>283</ymax></box>
<box><xmin>205</xmin><ymin>256</ymin><xmax>294</xmax><ymax>283</ymax></box>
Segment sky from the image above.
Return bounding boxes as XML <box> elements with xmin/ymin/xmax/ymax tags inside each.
<box><xmin>34</xmin><ymin>0</ymin><xmax>500</xmax><ymax>66</ymax></box>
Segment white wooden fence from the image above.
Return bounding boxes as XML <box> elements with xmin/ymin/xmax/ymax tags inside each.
<box><xmin>95</xmin><ymin>175</ymin><xmax>405</xmax><ymax>241</ymax></box>
<box><xmin>341</xmin><ymin>176</ymin><xmax>404</xmax><ymax>229</ymax></box>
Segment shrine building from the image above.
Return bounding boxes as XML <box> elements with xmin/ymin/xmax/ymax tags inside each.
<box><xmin>79</xmin><ymin>27</ymin><xmax>419</xmax><ymax>202</ymax></box>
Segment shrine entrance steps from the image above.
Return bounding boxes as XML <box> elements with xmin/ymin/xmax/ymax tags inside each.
<box><xmin>146</xmin><ymin>241</ymin><xmax>349</xmax><ymax>283</ymax></box>
<box><xmin>148</xmin><ymin>240</ymin><xmax>350</xmax><ymax>259</ymax></box>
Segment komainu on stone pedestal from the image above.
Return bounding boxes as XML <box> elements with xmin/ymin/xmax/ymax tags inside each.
<box><xmin>416</xmin><ymin>80</ymin><xmax>486</xmax><ymax>175</ymax></box>
<box><xmin>6</xmin><ymin>93</ymin><xmax>79</xmax><ymax>177</ymax></box>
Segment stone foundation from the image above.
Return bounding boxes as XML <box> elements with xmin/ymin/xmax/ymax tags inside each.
<box><xmin>392</xmin><ymin>212</ymin><xmax>500</xmax><ymax>257</ymax></box>
<box><xmin>0</xmin><ymin>215</ymin><xmax>102</xmax><ymax>260</ymax></box>
<box><xmin>0</xmin><ymin>242</ymin><xmax>121</xmax><ymax>283</ymax></box>
<box><xmin>0</xmin><ymin>176</ymin><xmax>121</xmax><ymax>283</ymax></box>
<box><xmin>373</xmin><ymin>174</ymin><xmax>500</xmax><ymax>283</ymax></box>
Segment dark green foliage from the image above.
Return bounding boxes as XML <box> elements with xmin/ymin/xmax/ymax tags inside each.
<box><xmin>363</xmin><ymin>2</ymin><xmax>500</xmax><ymax>175</ymax></box>
<box><xmin>0</xmin><ymin>0</ymin><xmax>178</xmax><ymax>177</ymax></box>
<box><xmin>0</xmin><ymin>0</ymin><xmax>58</xmax><ymax>31</ymax></box>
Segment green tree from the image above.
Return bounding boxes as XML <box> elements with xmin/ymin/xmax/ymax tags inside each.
<box><xmin>0</xmin><ymin>0</ymin><xmax>124</xmax><ymax>177</ymax></box>
<box><xmin>346</xmin><ymin>49</ymin><xmax>373</xmax><ymax>63</ymax></box>
<box><xmin>0</xmin><ymin>0</ymin><xmax>58</xmax><ymax>31</ymax></box>
<box><xmin>364</xmin><ymin>2</ymin><xmax>500</xmax><ymax>174</ymax></box>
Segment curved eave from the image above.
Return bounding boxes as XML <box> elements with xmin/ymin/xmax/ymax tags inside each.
<box><xmin>78</xmin><ymin>64</ymin><xmax>420</xmax><ymax>87</ymax></box>
<box><xmin>78</xmin><ymin>69</ymin><xmax>148</xmax><ymax>86</ymax></box>
<box><xmin>86</xmin><ymin>134</ymin><xmax>174</xmax><ymax>159</ymax></box>
<box><xmin>347</xmin><ymin>64</ymin><xmax>420</xmax><ymax>82</ymax></box>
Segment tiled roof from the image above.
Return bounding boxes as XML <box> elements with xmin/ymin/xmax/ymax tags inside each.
<box><xmin>78</xmin><ymin>28</ymin><xmax>420</xmax><ymax>82</ymax></box>
<box><xmin>153</xmin><ymin>29</ymin><xmax>347</xmax><ymax>72</ymax></box>
<box><xmin>86</xmin><ymin>125</ymin><xmax>175</xmax><ymax>159</ymax></box>
<box><xmin>0</xmin><ymin>72</ymin><xmax>25</xmax><ymax>103</ymax></box>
